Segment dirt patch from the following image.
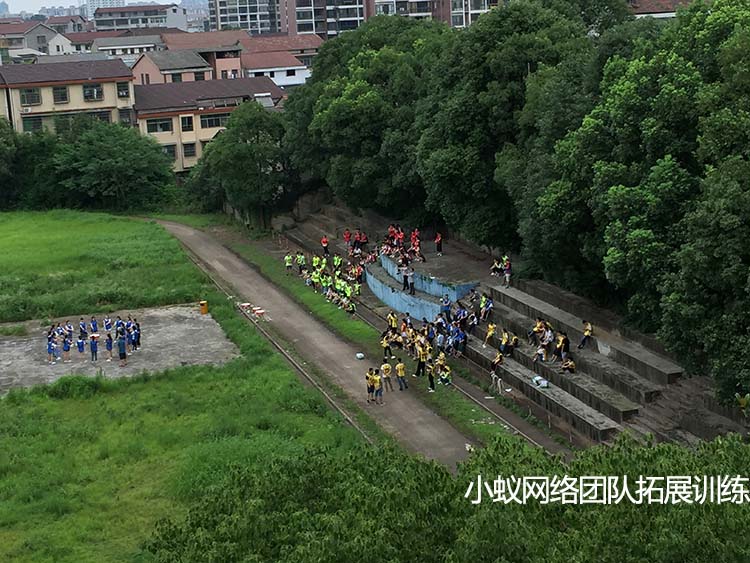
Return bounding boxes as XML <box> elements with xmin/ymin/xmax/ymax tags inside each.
<box><xmin>0</xmin><ymin>305</ymin><xmax>239</xmax><ymax>394</ymax></box>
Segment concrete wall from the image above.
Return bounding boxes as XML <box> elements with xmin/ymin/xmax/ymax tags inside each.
<box><xmin>132</xmin><ymin>54</ymin><xmax>163</xmax><ymax>85</ymax></box>
<box><xmin>379</xmin><ymin>254</ymin><xmax>477</xmax><ymax>302</ymax></box>
<box><xmin>365</xmin><ymin>267</ymin><xmax>441</xmax><ymax>321</ymax></box>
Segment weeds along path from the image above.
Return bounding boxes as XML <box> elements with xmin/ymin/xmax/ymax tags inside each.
<box><xmin>160</xmin><ymin>221</ymin><xmax>473</xmax><ymax>471</ymax></box>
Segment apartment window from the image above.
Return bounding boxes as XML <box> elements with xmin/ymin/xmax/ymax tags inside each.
<box><xmin>200</xmin><ymin>113</ymin><xmax>230</xmax><ymax>128</ymax></box>
<box><xmin>221</xmin><ymin>70</ymin><xmax>228</xmax><ymax>79</ymax></box>
<box><xmin>36</xmin><ymin>35</ymin><xmax>47</xmax><ymax>44</ymax></box>
<box><xmin>162</xmin><ymin>145</ymin><xmax>176</xmax><ymax>160</ymax></box>
<box><xmin>88</xmin><ymin>110</ymin><xmax>111</xmax><ymax>123</ymax></box>
<box><xmin>20</xmin><ymin>88</ymin><xmax>41</xmax><ymax>106</ymax></box>
<box><xmin>286</xmin><ymin>69</ymin><xmax>296</xmax><ymax>77</ymax></box>
<box><xmin>183</xmin><ymin>143</ymin><xmax>196</xmax><ymax>158</ymax></box>
<box><xmin>119</xmin><ymin>108</ymin><xmax>132</xmax><ymax>125</ymax></box>
<box><xmin>22</xmin><ymin>116</ymin><xmax>43</xmax><ymax>133</ymax></box>
<box><xmin>171</xmin><ymin>73</ymin><xmax>182</xmax><ymax>83</ymax></box>
<box><xmin>146</xmin><ymin>118</ymin><xmax>173</xmax><ymax>133</ymax></box>
<box><xmin>52</xmin><ymin>86</ymin><xmax>69</xmax><ymax>104</ymax></box>
<box><xmin>181</xmin><ymin>116</ymin><xmax>194</xmax><ymax>132</ymax></box>
<box><xmin>117</xmin><ymin>82</ymin><xmax>129</xmax><ymax>98</ymax></box>
<box><xmin>194</xmin><ymin>72</ymin><xmax>205</xmax><ymax>81</ymax></box>
<box><xmin>82</xmin><ymin>83</ymin><xmax>104</xmax><ymax>102</ymax></box>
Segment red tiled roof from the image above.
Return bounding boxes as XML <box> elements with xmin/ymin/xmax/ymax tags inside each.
<box><xmin>134</xmin><ymin>76</ymin><xmax>284</xmax><ymax>111</ymax></box>
<box><xmin>46</xmin><ymin>15</ymin><xmax>86</xmax><ymax>24</ymax></box>
<box><xmin>629</xmin><ymin>0</ymin><xmax>690</xmax><ymax>14</ymax></box>
<box><xmin>0</xmin><ymin>21</ymin><xmax>41</xmax><ymax>35</ymax></box>
<box><xmin>94</xmin><ymin>4</ymin><xmax>176</xmax><ymax>15</ymax></box>
<box><xmin>64</xmin><ymin>30</ymin><xmax>126</xmax><ymax>43</ymax></box>
<box><xmin>0</xmin><ymin>59</ymin><xmax>132</xmax><ymax>86</ymax></box>
<box><xmin>240</xmin><ymin>33</ymin><xmax>323</xmax><ymax>53</ymax></box>
<box><xmin>241</xmin><ymin>51</ymin><xmax>304</xmax><ymax>70</ymax></box>
<box><xmin>0</xmin><ymin>17</ymin><xmax>26</xmax><ymax>24</ymax></box>
<box><xmin>161</xmin><ymin>30</ymin><xmax>247</xmax><ymax>50</ymax></box>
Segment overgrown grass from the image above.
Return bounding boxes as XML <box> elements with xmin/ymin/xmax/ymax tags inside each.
<box><xmin>0</xmin><ymin>210</ymin><xmax>208</xmax><ymax>322</ymax></box>
<box><xmin>229</xmin><ymin>241</ymin><xmax>512</xmax><ymax>445</ymax></box>
<box><xmin>147</xmin><ymin>213</ymin><xmax>231</xmax><ymax>229</ymax></box>
<box><xmin>0</xmin><ymin>324</ymin><xmax>27</xmax><ymax>337</ymax></box>
<box><xmin>0</xmin><ymin>291</ymin><xmax>363</xmax><ymax>563</ymax></box>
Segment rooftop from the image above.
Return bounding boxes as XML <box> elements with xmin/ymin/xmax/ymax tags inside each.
<box><xmin>0</xmin><ymin>20</ymin><xmax>41</xmax><ymax>35</ymax></box>
<box><xmin>629</xmin><ymin>0</ymin><xmax>690</xmax><ymax>14</ymax></box>
<box><xmin>134</xmin><ymin>76</ymin><xmax>284</xmax><ymax>112</ymax></box>
<box><xmin>0</xmin><ymin>59</ymin><xmax>132</xmax><ymax>86</ymax></box>
<box><xmin>240</xmin><ymin>51</ymin><xmax>304</xmax><ymax>70</ymax></box>
<box><xmin>240</xmin><ymin>33</ymin><xmax>323</xmax><ymax>54</ymax></box>
<box><xmin>141</xmin><ymin>49</ymin><xmax>211</xmax><ymax>70</ymax></box>
<box><xmin>94</xmin><ymin>4</ymin><xmax>176</xmax><ymax>15</ymax></box>
<box><xmin>64</xmin><ymin>30</ymin><xmax>126</xmax><ymax>43</ymax></box>
<box><xmin>36</xmin><ymin>53</ymin><xmax>108</xmax><ymax>63</ymax></box>
<box><xmin>92</xmin><ymin>34</ymin><xmax>164</xmax><ymax>48</ymax></box>
<box><xmin>45</xmin><ymin>15</ymin><xmax>86</xmax><ymax>24</ymax></box>
<box><xmin>161</xmin><ymin>29</ymin><xmax>247</xmax><ymax>51</ymax></box>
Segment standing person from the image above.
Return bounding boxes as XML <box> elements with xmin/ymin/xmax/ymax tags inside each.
<box><xmin>426</xmin><ymin>359</ymin><xmax>436</xmax><ymax>392</ymax></box>
<box><xmin>62</xmin><ymin>334</ymin><xmax>72</xmax><ymax>363</ymax></box>
<box><xmin>343</xmin><ymin>228</ymin><xmax>352</xmax><ymax>247</ymax></box>
<box><xmin>90</xmin><ymin>316</ymin><xmax>99</xmax><ymax>334</ymax></box>
<box><xmin>414</xmin><ymin>344</ymin><xmax>428</xmax><ymax>378</ymax></box>
<box><xmin>90</xmin><ymin>335</ymin><xmax>98</xmax><ymax>363</ymax></box>
<box><xmin>578</xmin><ymin>321</ymin><xmax>593</xmax><ymax>349</ymax></box>
<box><xmin>434</xmin><ymin>232</ymin><xmax>443</xmax><ymax>256</ymax></box>
<box><xmin>79</xmin><ymin>317</ymin><xmax>88</xmax><ymax>339</ymax></box>
<box><xmin>408</xmin><ymin>268</ymin><xmax>416</xmax><ymax>296</ymax></box>
<box><xmin>65</xmin><ymin>320</ymin><xmax>74</xmax><ymax>339</ymax></box>
<box><xmin>296</xmin><ymin>252</ymin><xmax>306</xmax><ymax>275</ymax></box>
<box><xmin>381</xmin><ymin>360</ymin><xmax>394</xmax><ymax>392</ymax></box>
<box><xmin>395</xmin><ymin>358</ymin><xmax>408</xmax><ymax>390</ymax></box>
<box><xmin>284</xmin><ymin>253</ymin><xmax>294</xmax><ymax>275</ymax></box>
<box><xmin>321</xmin><ymin>235</ymin><xmax>330</xmax><ymax>256</ymax></box>
<box><xmin>400</xmin><ymin>263</ymin><xmax>409</xmax><ymax>291</ymax></box>
<box><xmin>105</xmin><ymin>333</ymin><xmax>114</xmax><ymax>361</ymax></box>
<box><xmin>440</xmin><ymin>294</ymin><xmax>452</xmax><ymax>322</ymax></box>
<box><xmin>381</xmin><ymin>331</ymin><xmax>394</xmax><ymax>361</ymax></box>
<box><xmin>117</xmin><ymin>333</ymin><xmax>127</xmax><ymax>367</ymax></box>
<box><xmin>503</xmin><ymin>259</ymin><xmax>512</xmax><ymax>288</ymax></box>
<box><xmin>372</xmin><ymin>369</ymin><xmax>384</xmax><ymax>405</ymax></box>
<box><xmin>103</xmin><ymin>315</ymin><xmax>112</xmax><ymax>334</ymax></box>
<box><xmin>134</xmin><ymin>318</ymin><xmax>141</xmax><ymax>350</ymax></box>
<box><xmin>387</xmin><ymin>311</ymin><xmax>398</xmax><ymax>331</ymax></box>
<box><xmin>76</xmin><ymin>335</ymin><xmax>86</xmax><ymax>357</ymax></box>
<box><xmin>47</xmin><ymin>337</ymin><xmax>57</xmax><ymax>365</ymax></box>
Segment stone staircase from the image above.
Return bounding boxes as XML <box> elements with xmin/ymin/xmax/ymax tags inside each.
<box><xmin>279</xmin><ymin>205</ymin><xmax>747</xmax><ymax>446</ymax></box>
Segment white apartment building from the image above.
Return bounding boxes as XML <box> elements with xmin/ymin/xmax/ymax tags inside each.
<box><xmin>94</xmin><ymin>4</ymin><xmax>188</xmax><ymax>31</ymax></box>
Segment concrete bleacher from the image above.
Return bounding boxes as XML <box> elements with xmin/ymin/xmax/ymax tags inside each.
<box><xmin>486</xmin><ymin>285</ymin><xmax>683</xmax><ymax>386</ymax></box>
<box><xmin>278</xmin><ymin>203</ymin><xmax>746</xmax><ymax>445</ymax></box>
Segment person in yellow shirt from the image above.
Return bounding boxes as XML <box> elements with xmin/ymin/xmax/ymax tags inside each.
<box><xmin>366</xmin><ymin>368</ymin><xmax>375</xmax><ymax>404</ymax></box>
<box><xmin>372</xmin><ymin>368</ymin><xmax>384</xmax><ymax>405</ymax></box>
<box><xmin>381</xmin><ymin>331</ymin><xmax>394</xmax><ymax>361</ymax></box>
<box><xmin>490</xmin><ymin>350</ymin><xmax>503</xmax><ymax>376</ymax></box>
<box><xmin>395</xmin><ymin>358</ymin><xmax>408</xmax><ymax>390</ymax></box>
<box><xmin>380</xmin><ymin>361</ymin><xmax>394</xmax><ymax>392</ymax></box>
<box><xmin>426</xmin><ymin>359</ymin><xmax>436</xmax><ymax>392</ymax></box>
<box><xmin>561</xmin><ymin>357</ymin><xmax>576</xmax><ymax>374</ymax></box>
<box><xmin>414</xmin><ymin>345</ymin><xmax>428</xmax><ymax>377</ymax></box>
<box><xmin>483</xmin><ymin>322</ymin><xmax>496</xmax><ymax>349</ymax></box>
<box><xmin>528</xmin><ymin>317</ymin><xmax>544</xmax><ymax>346</ymax></box>
<box><xmin>387</xmin><ymin>311</ymin><xmax>398</xmax><ymax>330</ymax></box>
<box><xmin>499</xmin><ymin>328</ymin><xmax>510</xmax><ymax>355</ymax></box>
<box><xmin>439</xmin><ymin>364</ymin><xmax>452</xmax><ymax>386</ymax></box>
<box><xmin>578</xmin><ymin>321</ymin><xmax>593</xmax><ymax>349</ymax></box>
<box><xmin>508</xmin><ymin>333</ymin><xmax>519</xmax><ymax>357</ymax></box>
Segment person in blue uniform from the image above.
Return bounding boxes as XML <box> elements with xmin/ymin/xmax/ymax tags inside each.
<box><xmin>117</xmin><ymin>334</ymin><xmax>127</xmax><ymax>367</ymax></box>
<box><xmin>47</xmin><ymin>339</ymin><xmax>56</xmax><ymax>365</ymax></box>
<box><xmin>90</xmin><ymin>316</ymin><xmax>98</xmax><ymax>334</ymax></box>
<box><xmin>79</xmin><ymin>317</ymin><xmax>88</xmax><ymax>338</ymax></box>
<box><xmin>62</xmin><ymin>335</ymin><xmax>72</xmax><ymax>363</ymax></box>
<box><xmin>76</xmin><ymin>336</ymin><xmax>86</xmax><ymax>355</ymax></box>
<box><xmin>104</xmin><ymin>316</ymin><xmax>112</xmax><ymax>333</ymax></box>
<box><xmin>105</xmin><ymin>333</ymin><xmax>113</xmax><ymax>362</ymax></box>
<box><xmin>90</xmin><ymin>335</ymin><xmax>98</xmax><ymax>362</ymax></box>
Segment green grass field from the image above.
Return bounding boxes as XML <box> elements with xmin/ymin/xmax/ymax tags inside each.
<box><xmin>0</xmin><ymin>212</ymin><xmax>366</xmax><ymax>562</ymax></box>
<box><xmin>0</xmin><ymin>211</ymin><xmax>208</xmax><ymax>322</ymax></box>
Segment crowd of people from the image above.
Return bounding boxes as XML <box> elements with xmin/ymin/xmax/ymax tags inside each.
<box><xmin>46</xmin><ymin>315</ymin><xmax>141</xmax><ymax>368</ymax></box>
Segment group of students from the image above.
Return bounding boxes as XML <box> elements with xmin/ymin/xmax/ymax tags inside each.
<box><xmin>284</xmin><ymin>249</ymin><xmax>363</xmax><ymax>314</ymax></box>
<box><xmin>525</xmin><ymin>317</ymin><xmax>594</xmax><ymax>375</ymax></box>
<box><xmin>45</xmin><ymin>314</ymin><xmax>141</xmax><ymax>368</ymax></box>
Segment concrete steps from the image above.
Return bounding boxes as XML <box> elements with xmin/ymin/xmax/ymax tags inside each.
<box><xmin>486</xmin><ymin>284</ymin><xmax>683</xmax><ymax>386</ymax></box>
<box><xmin>466</xmin><ymin>341</ymin><xmax>621</xmax><ymax>442</ymax></box>
<box><xmin>476</xmin><ymin>299</ymin><xmax>663</xmax><ymax>406</ymax></box>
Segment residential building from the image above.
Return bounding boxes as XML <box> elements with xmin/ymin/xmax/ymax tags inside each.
<box><xmin>132</xmin><ymin>50</ymin><xmax>213</xmax><ymax>85</ymax></box>
<box><xmin>35</xmin><ymin>52</ymin><xmax>108</xmax><ymax>63</ymax></box>
<box><xmin>241</xmin><ymin>51</ymin><xmax>308</xmax><ymax>88</ymax></box>
<box><xmin>162</xmin><ymin>30</ymin><xmax>245</xmax><ymax>79</ymax></box>
<box><xmin>207</xmin><ymin>0</ymin><xmax>278</xmax><ymax>34</ymax></box>
<box><xmin>134</xmin><ymin>77</ymin><xmax>284</xmax><ymax>172</ymax></box>
<box><xmin>449</xmin><ymin>0</ymin><xmax>491</xmax><ymax>28</ymax></box>
<box><xmin>629</xmin><ymin>0</ymin><xmax>689</xmax><ymax>18</ymax></box>
<box><xmin>94</xmin><ymin>4</ymin><xmax>188</xmax><ymax>31</ymax></box>
<box><xmin>63</xmin><ymin>29</ymin><xmax>124</xmax><ymax>52</ymax></box>
<box><xmin>0</xmin><ymin>21</ymin><xmax>73</xmax><ymax>54</ymax></box>
<box><xmin>0</xmin><ymin>2</ymin><xmax>9</xmax><ymax>16</ymax></box>
<box><xmin>86</xmin><ymin>0</ymin><xmax>126</xmax><ymax>18</ymax></box>
<box><xmin>0</xmin><ymin>59</ymin><xmax>134</xmax><ymax>133</ymax></box>
<box><xmin>45</xmin><ymin>14</ymin><xmax>87</xmax><ymax>34</ymax></box>
<box><xmin>91</xmin><ymin>34</ymin><xmax>164</xmax><ymax>65</ymax></box>
<box><xmin>241</xmin><ymin>32</ymin><xmax>322</xmax><ymax>67</ymax></box>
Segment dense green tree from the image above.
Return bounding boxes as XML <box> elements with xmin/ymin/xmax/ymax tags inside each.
<box><xmin>199</xmin><ymin>101</ymin><xmax>286</xmax><ymax>226</ymax></box>
<box><xmin>54</xmin><ymin>120</ymin><xmax>173</xmax><ymax>210</ymax></box>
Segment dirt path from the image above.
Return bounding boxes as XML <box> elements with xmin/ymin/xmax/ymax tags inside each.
<box><xmin>160</xmin><ymin>221</ymin><xmax>473</xmax><ymax>471</ymax></box>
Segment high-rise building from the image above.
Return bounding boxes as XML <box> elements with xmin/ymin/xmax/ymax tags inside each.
<box><xmin>0</xmin><ymin>1</ymin><xmax>9</xmax><ymax>16</ymax></box>
<box><xmin>87</xmin><ymin>0</ymin><xmax>126</xmax><ymax>17</ymax></box>
<box><xmin>208</xmin><ymin>0</ymin><xmax>279</xmax><ymax>34</ymax></box>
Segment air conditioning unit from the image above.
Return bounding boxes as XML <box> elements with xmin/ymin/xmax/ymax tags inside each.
<box><xmin>21</xmin><ymin>107</ymin><xmax>32</xmax><ymax>113</ymax></box>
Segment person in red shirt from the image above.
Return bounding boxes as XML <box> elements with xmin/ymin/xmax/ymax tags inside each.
<box><xmin>353</xmin><ymin>230</ymin><xmax>361</xmax><ymax>250</ymax></box>
<box><xmin>435</xmin><ymin>232</ymin><xmax>443</xmax><ymax>256</ymax></box>
<box><xmin>343</xmin><ymin>228</ymin><xmax>351</xmax><ymax>246</ymax></box>
<box><xmin>321</xmin><ymin>235</ymin><xmax>330</xmax><ymax>256</ymax></box>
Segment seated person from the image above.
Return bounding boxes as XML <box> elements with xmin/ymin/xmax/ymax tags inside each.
<box><xmin>561</xmin><ymin>357</ymin><xmax>576</xmax><ymax>374</ymax></box>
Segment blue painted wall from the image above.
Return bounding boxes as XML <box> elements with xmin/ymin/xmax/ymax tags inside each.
<box><xmin>365</xmin><ymin>268</ymin><xmax>442</xmax><ymax>321</ymax></box>
<box><xmin>379</xmin><ymin>255</ymin><xmax>477</xmax><ymax>302</ymax></box>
